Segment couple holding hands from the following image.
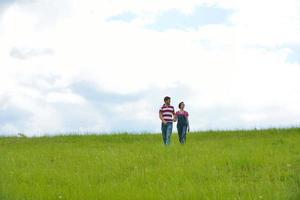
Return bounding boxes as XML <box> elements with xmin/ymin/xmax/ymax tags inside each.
<box><xmin>159</xmin><ymin>96</ymin><xmax>190</xmax><ymax>145</ymax></box>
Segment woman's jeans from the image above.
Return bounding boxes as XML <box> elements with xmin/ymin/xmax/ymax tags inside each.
<box><xmin>177</xmin><ymin>124</ymin><xmax>187</xmax><ymax>144</ymax></box>
<box><xmin>161</xmin><ymin>122</ymin><xmax>173</xmax><ymax>145</ymax></box>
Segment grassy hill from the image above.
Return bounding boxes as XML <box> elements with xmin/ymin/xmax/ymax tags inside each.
<box><xmin>1</xmin><ymin>128</ymin><xmax>300</xmax><ymax>200</ymax></box>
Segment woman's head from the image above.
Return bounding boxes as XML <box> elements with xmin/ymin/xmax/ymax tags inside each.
<box><xmin>178</xmin><ymin>102</ymin><xmax>185</xmax><ymax>109</ymax></box>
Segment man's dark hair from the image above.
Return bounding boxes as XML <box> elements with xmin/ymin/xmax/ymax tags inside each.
<box><xmin>178</xmin><ymin>102</ymin><xmax>184</xmax><ymax>109</ymax></box>
<box><xmin>164</xmin><ymin>96</ymin><xmax>171</xmax><ymax>102</ymax></box>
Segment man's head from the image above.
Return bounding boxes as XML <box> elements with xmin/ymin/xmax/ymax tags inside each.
<box><xmin>164</xmin><ymin>96</ymin><xmax>171</xmax><ymax>105</ymax></box>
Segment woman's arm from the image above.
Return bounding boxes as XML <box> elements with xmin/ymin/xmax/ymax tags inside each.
<box><xmin>187</xmin><ymin>117</ymin><xmax>190</xmax><ymax>132</ymax></box>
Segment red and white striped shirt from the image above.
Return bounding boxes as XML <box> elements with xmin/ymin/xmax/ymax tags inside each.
<box><xmin>159</xmin><ymin>104</ymin><xmax>175</xmax><ymax>122</ymax></box>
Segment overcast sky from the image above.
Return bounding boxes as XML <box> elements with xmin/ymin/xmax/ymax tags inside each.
<box><xmin>0</xmin><ymin>0</ymin><xmax>300</xmax><ymax>136</ymax></box>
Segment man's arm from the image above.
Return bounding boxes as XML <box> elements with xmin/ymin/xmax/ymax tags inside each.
<box><xmin>159</xmin><ymin>111</ymin><xmax>167</xmax><ymax>124</ymax></box>
<box><xmin>173</xmin><ymin>112</ymin><xmax>177</xmax><ymax>122</ymax></box>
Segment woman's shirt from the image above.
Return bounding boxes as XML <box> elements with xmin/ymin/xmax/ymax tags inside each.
<box><xmin>175</xmin><ymin>110</ymin><xmax>189</xmax><ymax>125</ymax></box>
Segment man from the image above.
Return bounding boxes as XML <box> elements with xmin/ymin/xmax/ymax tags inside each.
<box><xmin>159</xmin><ymin>96</ymin><xmax>175</xmax><ymax>145</ymax></box>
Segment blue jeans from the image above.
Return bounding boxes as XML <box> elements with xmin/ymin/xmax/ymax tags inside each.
<box><xmin>177</xmin><ymin>124</ymin><xmax>187</xmax><ymax>144</ymax></box>
<box><xmin>161</xmin><ymin>122</ymin><xmax>173</xmax><ymax>145</ymax></box>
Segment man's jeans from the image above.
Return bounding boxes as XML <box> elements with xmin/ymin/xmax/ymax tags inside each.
<box><xmin>161</xmin><ymin>122</ymin><xmax>173</xmax><ymax>145</ymax></box>
<box><xmin>177</xmin><ymin>124</ymin><xmax>187</xmax><ymax>144</ymax></box>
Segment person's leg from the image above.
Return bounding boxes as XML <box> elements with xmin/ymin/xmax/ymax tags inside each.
<box><xmin>180</xmin><ymin>125</ymin><xmax>187</xmax><ymax>144</ymax></box>
<box><xmin>177</xmin><ymin>124</ymin><xmax>182</xmax><ymax>143</ymax></box>
<box><xmin>165</xmin><ymin>122</ymin><xmax>173</xmax><ymax>145</ymax></box>
<box><xmin>161</xmin><ymin>123</ymin><xmax>167</xmax><ymax>144</ymax></box>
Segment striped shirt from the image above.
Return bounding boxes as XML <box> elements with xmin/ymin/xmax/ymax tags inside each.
<box><xmin>159</xmin><ymin>104</ymin><xmax>175</xmax><ymax>122</ymax></box>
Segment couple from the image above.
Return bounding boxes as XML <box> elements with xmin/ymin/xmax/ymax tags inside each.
<box><xmin>159</xmin><ymin>96</ymin><xmax>190</xmax><ymax>145</ymax></box>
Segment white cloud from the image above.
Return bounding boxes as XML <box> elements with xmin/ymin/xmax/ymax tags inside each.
<box><xmin>46</xmin><ymin>91</ymin><xmax>85</xmax><ymax>104</ymax></box>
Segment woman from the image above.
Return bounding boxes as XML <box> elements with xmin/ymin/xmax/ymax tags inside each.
<box><xmin>174</xmin><ymin>102</ymin><xmax>190</xmax><ymax>144</ymax></box>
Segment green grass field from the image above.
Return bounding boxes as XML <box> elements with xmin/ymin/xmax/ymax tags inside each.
<box><xmin>1</xmin><ymin>128</ymin><xmax>300</xmax><ymax>200</ymax></box>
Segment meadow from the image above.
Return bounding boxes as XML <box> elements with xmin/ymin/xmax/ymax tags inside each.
<box><xmin>0</xmin><ymin>128</ymin><xmax>300</xmax><ymax>200</ymax></box>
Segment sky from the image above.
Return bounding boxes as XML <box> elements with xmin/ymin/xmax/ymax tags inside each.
<box><xmin>0</xmin><ymin>0</ymin><xmax>300</xmax><ymax>136</ymax></box>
